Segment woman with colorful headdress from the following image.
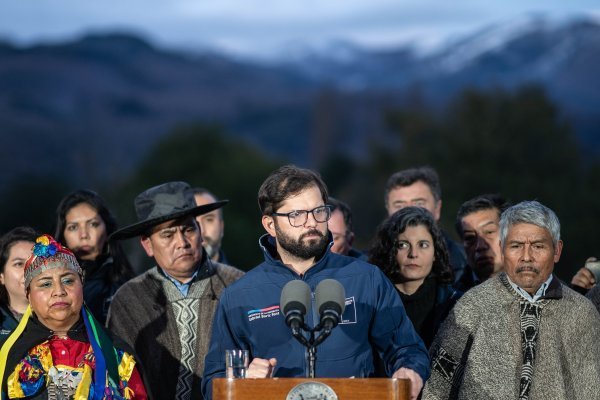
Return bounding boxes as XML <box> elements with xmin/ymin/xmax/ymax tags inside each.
<box><xmin>0</xmin><ymin>234</ymin><xmax>147</xmax><ymax>399</ymax></box>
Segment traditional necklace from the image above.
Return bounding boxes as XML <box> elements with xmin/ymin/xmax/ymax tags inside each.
<box><xmin>7</xmin><ymin>339</ymin><xmax>94</xmax><ymax>399</ymax></box>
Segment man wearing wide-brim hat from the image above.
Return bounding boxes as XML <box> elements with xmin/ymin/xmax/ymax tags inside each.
<box><xmin>107</xmin><ymin>181</ymin><xmax>244</xmax><ymax>400</ymax></box>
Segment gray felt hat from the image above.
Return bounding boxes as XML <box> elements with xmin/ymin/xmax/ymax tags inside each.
<box><xmin>110</xmin><ymin>181</ymin><xmax>227</xmax><ymax>240</ymax></box>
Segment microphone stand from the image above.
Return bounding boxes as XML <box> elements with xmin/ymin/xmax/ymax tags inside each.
<box><xmin>291</xmin><ymin>322</ymin><xmax>334</xmax><ymax>378</ymax></box>
<box><xmin>307</xmin><ymin>344</ymin><xmax>317</xmax><ymax>378</ymax></box>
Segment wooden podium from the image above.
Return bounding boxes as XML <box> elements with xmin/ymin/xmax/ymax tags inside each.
<box><xmin>213</xmin><ymin>377</ymin><xmax>410</xmax><ymax>400</ymax></box>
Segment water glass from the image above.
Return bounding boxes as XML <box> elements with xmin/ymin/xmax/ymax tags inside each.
<box><xmin>225</xmin><ymin>349</ymin><xmax>249</xmax><ymax>378</ymax></box>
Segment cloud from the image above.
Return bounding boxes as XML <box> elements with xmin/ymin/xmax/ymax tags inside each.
<box><xmin>0</xmin><ymin>0</ymin><xmax>597</xmax><ymax>56</ymax></box>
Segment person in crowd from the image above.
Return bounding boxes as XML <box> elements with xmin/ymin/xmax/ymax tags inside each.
<box><xmin>0</xmin><ymin>227</ymin><xmax>39</xmax><ymax>343</ymax></box>
<box><xmin>54</xmin><ymin>189</ymin><xmax>134</xmax><ymax>325</ymax></box>
<box><xmin>423</xmin><ymin>201</ymin><xmax>600</xmax><ymax>399</ymax></box>
<box><xmin>570</xmin><ymin>257</ymin><xmax>598</xmax><ymax>294</ymax></box>
<box><xmin>202</xmin><ymin>165</ymin><xmax>429</xmax><ymax>400</ymax></box>
<box><xmin>385</xmin><ymin>167</ymin><xmax>467</xmax><ymax>281</ymax></box>
<box><xmin>369</xmin><ymin>207</ymin><xmax>461</xmax><ymax>348</ymax></box>
<box><xmin>454</xmin><ymin>194</ymin><xmax>510</xmax><ymax>292</ymax></box>
<box><xmin>327</xmin><ymin>197</ymin><xmax>366</xmax><ymax>259</ymax></box>
<box><xmin>0</xmin><ymin>234</ymin><xmax>147</xmax><ymax>399</ymax></box>
<box><xmin>190</xmin><ymin>187</ymin><xmax>229</xmax><ymax>265</ymax></box>
<box><xmin>107</xmin><ymin>181</ymin><xmax>244</xmax><ymax>400</ymax></box>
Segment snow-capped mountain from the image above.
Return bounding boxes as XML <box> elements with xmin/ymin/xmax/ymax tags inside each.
<box><xmin>0</xmin><ymin>15</ymin><xmax>598</xmax><ymax>190</ymax></box>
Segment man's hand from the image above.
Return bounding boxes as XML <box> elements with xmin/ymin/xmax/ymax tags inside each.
<box><xmin>571</xmin><ymin>257</ymin><xmax>597</xmax><ymax>289</ymax></box>
<box><xmin>245</xmin><ymin>357</ymin><xmax>277</xmax><ymax>378</ymax></box>
<box><xmin>393</xmin><ymin>367</ymin><xmax>423</xmax><ymax>400</ymax></box>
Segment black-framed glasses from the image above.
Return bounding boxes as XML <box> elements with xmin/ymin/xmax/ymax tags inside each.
<box><xmin>272</xmin><ymin>205</ymin><xmax>332</xmax><ymax>227</ymax></box>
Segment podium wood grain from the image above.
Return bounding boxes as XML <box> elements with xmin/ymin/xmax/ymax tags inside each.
<box><xmin>213</xmin><ymin>377</ymin><xmax>410</xmax><ymax>400</ymax></box>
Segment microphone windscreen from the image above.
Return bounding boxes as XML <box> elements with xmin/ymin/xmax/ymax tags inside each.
<box><xmin>280</xmin><ymin>280</ymin><xmax>311</xmax><ymax>316</ymax></box>
<box><xmin>315</xmin><ymin>279</ymin><xmax>346</xmax><ymax>315</ymax></box>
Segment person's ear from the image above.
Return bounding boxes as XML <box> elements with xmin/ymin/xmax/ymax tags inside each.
<box><xmin>262</xmin><ymin>215</ymin><xmax>276</xmax><ymax>237</ymax></box>
<box><xmin>553</xmin><ymin>240</ymin><xmax>563</xmax><ymax>263</ymax></box>
<box><xmin>140</xmin><ymin>236</ymin><xmax>154</xmax><ymax>257</ymax></box>
<box><xmin>347</xmin><ymin>232</ymin><xmax>355</xmax><ymax>247</ymax></box>
<box><xmin>433</xmin><ymin>200</ymin><xmax>442</xmax><ymax>221</ymax></box>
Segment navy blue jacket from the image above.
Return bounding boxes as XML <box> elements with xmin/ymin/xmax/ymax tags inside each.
<box><xmin>202</xmin><ymin>235</ymin><xmax>430</xmax><ymax>399</ymax></box>
<box><xmin>0</xmin><ymin>304</ymin><xmax>18</xmax><ymax>345</ymax></box>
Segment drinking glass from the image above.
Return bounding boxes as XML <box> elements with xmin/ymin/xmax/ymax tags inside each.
<box><xmin>225</xmin><ymin>349</ymin><xmax>249</xmax><ymax>378</ymax></box>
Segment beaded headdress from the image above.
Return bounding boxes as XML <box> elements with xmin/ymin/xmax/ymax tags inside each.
<box><xmin>0</xmin><ymin>235</ymin><xmax>128</xmax><ymax>399</ymax></box>
<box><xmin>23</xmin><ymin>234</ymin><xmax>82</xmax><ymax>288</ymax></box>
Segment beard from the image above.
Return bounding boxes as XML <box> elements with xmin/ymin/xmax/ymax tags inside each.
<box><xmin>275</xmin><ymin>223</ymin><xmax>329</xmax><ymax>260</ymax></box>
<box><xmin>203</xmin><ymin>243</ymin><xmax>217</xmax><ymax>259</ymax></box>
<box><xmin>202</xmin><ymin>236</ymin><xmax>221</xmax><ymax>259</ymax></box>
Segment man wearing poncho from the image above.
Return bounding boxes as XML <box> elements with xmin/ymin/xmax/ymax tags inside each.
<box><xmin>107</xmin><ymin>182</ymin><xmax>243</xmax><ymax>400</ymax></box>
<box><xmin>422</xmin><ymin>201</ymin><xmax>600</xmax><ymax>400</ymax></box>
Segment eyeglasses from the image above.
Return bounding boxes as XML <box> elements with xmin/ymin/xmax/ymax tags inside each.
<box><xmin>272</xmin><ymin>205</ymin><xmax>332</xmax><ymax>227</ymax></box>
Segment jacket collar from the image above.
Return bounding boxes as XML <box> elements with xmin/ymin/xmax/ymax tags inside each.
<box><xmin>540</xmin><ymin>274</ymin><xmax>563</xmax><ymax>299</ymax></box>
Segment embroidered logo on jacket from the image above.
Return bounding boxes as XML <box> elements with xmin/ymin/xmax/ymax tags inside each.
<box><xmin>248</xmin><ymin>305</ymin><xmax>280</xmax><ymax>322</ymax></box>
<box><xmin>340</xmin><ymin>296</ymin><xmax>357</xmax><ymax>324</ymax></box>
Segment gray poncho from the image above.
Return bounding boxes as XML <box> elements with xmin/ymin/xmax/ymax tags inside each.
<box><xmin>423</xmin><ymin>273</ymin><xmax>600</xmax><ymax>400</ymax></box>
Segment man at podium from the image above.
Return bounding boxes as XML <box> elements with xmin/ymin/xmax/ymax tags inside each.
<box><xmin>202</xmin><ymin>165</ymin><xmax>430</xmax><ymax>400</ymax></box>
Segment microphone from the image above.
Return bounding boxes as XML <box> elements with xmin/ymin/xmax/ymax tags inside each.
<box><xmin>280</xmin><ymin>280</ymin><xmax>311</xmax><ymax>336</ymax></box>
<box><xmin>315</xmin><ymin>279</ymin><xmax>346</xmax><ymax>333</ymax></box>
<box><xmin>280</xmin><ymin>279</ymin><xmax>345</xmax><ymax>379</ymax></box>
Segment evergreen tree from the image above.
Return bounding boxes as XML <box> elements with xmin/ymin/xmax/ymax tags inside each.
<box><xmin>110</xmin><ymin>124</ymin><xmax>282</xmax><ymax>270</ymax></box>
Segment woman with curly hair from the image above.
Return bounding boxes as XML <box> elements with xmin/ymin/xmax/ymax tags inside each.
<box><xmin>369</xmin><ymin>206</ymin><xmax>461</xmax><ymax>347</ymax></box>
<box><xmin>55</xmin><ymin>190</ymin><xmax>134</xmax><ymax>325</ymax></box>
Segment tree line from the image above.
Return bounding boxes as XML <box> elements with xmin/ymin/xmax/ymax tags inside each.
<box><xmin>0</xmin><ymin>85</ymin><xmax>597</xmax><ymax>280</ymax></box>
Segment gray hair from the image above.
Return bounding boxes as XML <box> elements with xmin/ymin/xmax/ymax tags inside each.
<box><xmin>499</xmin><ymin>200</ymin><xmax>561</xmax><ymax>248</ymax></box>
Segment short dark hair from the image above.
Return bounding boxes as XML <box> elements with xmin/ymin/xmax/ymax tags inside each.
<box><xmin>369</xmin><ymin>207</ymin><xmax>453</xmax><ymax>285</ymax></box>
<box><xmin>385</xmin><ymin>166</ymin><xmax>442</xmax><ymax>205</ymax></box>
<box><xmin>188</xmin><ymin>187</ymin><xmax>217</xmax><ymax>199</ymax></box>
<box><xmin>455</xmin><ymin>194</ymin><xmax>511</xmax><ymax>238</ymax></box>
<box><xmin>258</xmin><ymin>165</ymin><xmax>328</xmax><ymax>215</ymax></box>
<box><xmin>189</xmin><ymin>187</ymin><xmax>223</xmax><ymax>219</ymax></box>
<box><xmin>328</xmin><ymin>197</ymin><xmax>353</xmax><ymax>234</ymax></box>
<box><xmin>0</xmin><ymin>226</ymin><xmax>39</xmax><ymax>306</ymax></box>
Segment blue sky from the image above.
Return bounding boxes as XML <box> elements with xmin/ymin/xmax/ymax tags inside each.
<box><xmin>1</xmin><ymin>1</ymin><xmax>598</xmax><ymax>57</ymax></box>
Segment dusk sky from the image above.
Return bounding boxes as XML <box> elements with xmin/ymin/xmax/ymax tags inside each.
<box><xmin>1</xmin><ymin>1</ymin><xmax>598</xmax><ymax>58</ymax></box>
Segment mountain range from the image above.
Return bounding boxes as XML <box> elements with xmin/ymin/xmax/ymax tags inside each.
<box><xmin>0</xmin><ymin>15</ymin><xmax>598</xmax><ymax>189</ymax></box>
